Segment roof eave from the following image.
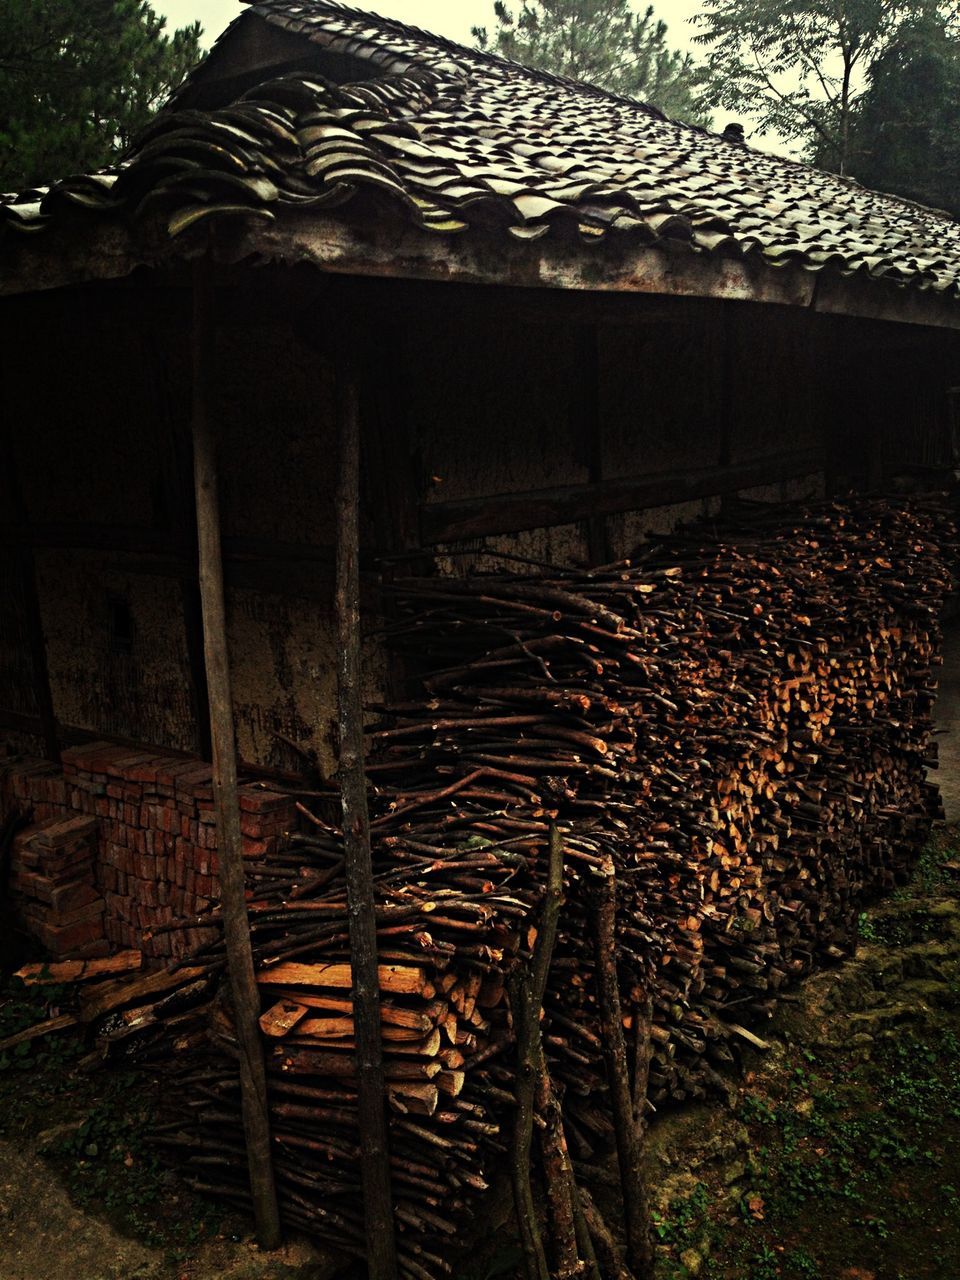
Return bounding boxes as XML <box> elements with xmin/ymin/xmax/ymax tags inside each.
<box><xmin>3</xmin><ymin>212</ymin><xmax>960</xmax><ymax>332</ymax></box>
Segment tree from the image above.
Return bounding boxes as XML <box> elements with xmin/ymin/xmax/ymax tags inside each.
<box><xmin>692</xmin><ymin>0</ymin><xmax>922</xmax><ymax>173</ymax></box>
<box><xmin>0</xmin><ymin>0</ymin><xmax>202</xmax><ymax>192</ymax></box>
<box><xmin>473</xmin><ymin>1</ymin><xmax>711</xmax><ymax>125</ymax></box>
<box><xmin>841</xmin><ymin>5</ymin><xmax>960</xmax><ymax>211</ymax></box>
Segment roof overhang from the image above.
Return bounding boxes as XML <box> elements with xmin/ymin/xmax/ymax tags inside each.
<box><xmin>4</xmin><ymin>210</ymin><xmax>960</xmax><ymax>332</ymax></box>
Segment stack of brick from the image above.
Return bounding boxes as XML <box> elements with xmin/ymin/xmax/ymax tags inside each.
<box><xmin>1</xmin><ymin>744</ymin><xmax>299</xmax><ymax>961</ymax></box>
<box><xmin>9</xmin><ymin>816</ymin><xmax>109</xmax><ymax>959</ymax></box>
<box><xmin>0</xmin><ymin>759</ymin><xmax>70</xmax><ymax>825</ymax></box>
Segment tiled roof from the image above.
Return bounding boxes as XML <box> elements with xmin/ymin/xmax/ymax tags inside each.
<box><xmin>3</xmin><ymin>0</ymin><xmax>960</xmax><ymax>300</ymax></box>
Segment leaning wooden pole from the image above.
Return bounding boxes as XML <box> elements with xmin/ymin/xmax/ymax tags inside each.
<box><xmin>334</xmin><ymin>352</ymin><xmax>400</xmax><ymax>1280</ymax></box>
<box><xmin>511</xmin><ymin>823</ymin><xmax>565</xmax><ymax>1280</ymax></box>
<box><xmin>591</xmin><ymin>854</ymin><xmax>653</xmax><ymax>1277</ymax></box>
<box><xmin>191</xmin><ymin>265</ymin><xmax>281</xmax><ymax>1250</ymax></box>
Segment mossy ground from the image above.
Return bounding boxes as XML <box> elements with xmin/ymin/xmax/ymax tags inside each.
<box><xmin>652</xmin><ymin>829</ymin><xmax>960</xmax><ymax>1280</ymax></box>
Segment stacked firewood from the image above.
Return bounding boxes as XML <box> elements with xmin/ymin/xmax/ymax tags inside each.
<box><xmin>61</xmin><ymin>496</ymin><xmax>954</xmax><ymax>1278</ymax></box>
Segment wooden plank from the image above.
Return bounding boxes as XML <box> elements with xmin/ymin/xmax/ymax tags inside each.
<box><xmin>259</xmin><ymin>1000</ymin><xmax>310</xmax><ymax>1038</ymax></box>
<box><xmin>259</xmin><ymin>988</ymin><xmax>435</xmax><ymax>1029</ymax></box>
<box><xmin>15</xmin><ymin>950</ymin><xmax>142</xmax><ymax>986</ymax></box>
<box><xmin>0</xmin><ymin>1013</ymin><xmax>77</xmax><ymax>1053</ymax></box>
<box><xmin>421</xmin><ymin>449</ymin><xmax>826</xmax><ymax>545</ymax></box>
<box><xmin>334</xmin><ymin>347</ymin><xmax>398</xmax><ymax>1279</ymax></box>
<box><xmin>256</xmin><ymin>962</ymin><xmax>427</xmax><ymax>995</ymax></box>
<box><xmin>78</xmin><ymin>965</ymin><xmax>204</xmax><ymax>1021</ymax></box>
<box><xmin>192</xmin><ymin>264</ymin><xmax>281</xmax><ymax>1251</ymax></box>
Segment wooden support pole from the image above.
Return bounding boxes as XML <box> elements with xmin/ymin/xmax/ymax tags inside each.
<box><xmin>590</xmin><ymin>854</ymin><xmax>653</xmax><ymax>1278</ymax></box>
<box><xmin>191</xmin><ymin>266</ymin><xmax>281</xmax><ymax>1251</ymax></box>
<box><xmin>511</xmin><ymin>823</ymin><xmax>565</xmax><ymax>1280</ymax></box>
<box><xmin>535</xmin><ymin>1042</ymin><xmax>600</xmax><ymax>1280</ymax></box>
<box><xmin>334</xmin><ymin>350</ymin><xmax>399</xmax><ymax>1280</ymax></box>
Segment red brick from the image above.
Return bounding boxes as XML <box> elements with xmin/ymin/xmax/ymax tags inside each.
<box><xmin>155</xmin><ymin>759</ymin><xmax>207</xmax><ymax>789</ymax></box>
<box><xmin>48</xmin><ymin>897</ymin><xmax>105</xmax><ymax>928</ymax></box>
<box><xmin>32</xmin><ymin>815</ymin><xmax>97</xmax><ymax>849</ymax></box>
<box><xmin>101</xmin><ymin>750</ymin><xmax>157</xmax><ymax>779</ymax></box>
<box><xmin>60</xmin><ymin>743</ymin><xmax>117</xmax><ymax>773</ymax></box>
<box><xmin>173</xmin><ymin>764</ymin><xmax>213</xmax><ymax>795</ymax></box>
<box><xmin>242</xmin><ymin>836</ymin><xmax>277</xmax><ymax>858</ymax></box>
<box><xmin>238</xmin><ymin>788</ymin><xmax>285</xmax><ymax>814</ymax></box>
<box><xmin>125</xmin><ymin>755</ymin><xmax>175</xmax><ymax>784</ymax></box>
<box><xmin>38</xmin><ymin>915</ymin><xmax>105</xmax><ymax>955</ymax></box>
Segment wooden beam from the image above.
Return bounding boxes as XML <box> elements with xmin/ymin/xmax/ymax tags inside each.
<box><xmin>421</xmin><ymin>449</ymin><xmax>826</xmax><ymax>546</ymax></box>
<box><xmin>334</xmin><ymin>347</ymin><xmax>399</xmax><ymax>1280</ymax></box>
<box><xmin>191</xmin><ymin>264</ymin><xmax>281</xmax><ymax>1250</ymax></box>
<box><xmin>7</xmin><ymin>212</ymin><xmax>960</xmax><ymax>334</ymax></box>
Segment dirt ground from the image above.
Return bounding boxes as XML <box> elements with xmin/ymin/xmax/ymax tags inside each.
<box><xmin>0</xmin><ymin>1134</ymin><xmax>336</xmax><ymax>1280</ymax></box>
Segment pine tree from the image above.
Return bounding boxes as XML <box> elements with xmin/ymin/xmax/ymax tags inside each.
<box><xmin>0</xmin><ymin>0</ymin><xmax>202</xmax><ymax>191</ymax></box>
<box><xmin>843</xmin><ymin>6</ymin><xmax>960</xmax><ymax>213</ymax></box>
<box><xmin>473</xmin><ymin>1</ymin><xmax>710</xmax><ymax>125</ymax></box>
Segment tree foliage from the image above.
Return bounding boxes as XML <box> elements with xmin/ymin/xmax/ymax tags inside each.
<box><xmin>841</xmin><ymin>6</ymin><xmax>960</xmax><ymax>212</ymax></box>
<box><xmin>692</xmin><ymin>0</ymin><xmax>922</xmax><ymax>173</ymax></box>
<box><xmin>0</xmin><ymin>0</ymin><xmax>202</xmax><ymax>191</ymax></box>
<box><xmin>473</xmin><ymin>1</ymin><xmax>711</xmax><ymax>124</ymax></box>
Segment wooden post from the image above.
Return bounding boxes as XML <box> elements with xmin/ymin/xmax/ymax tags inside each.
<box><xmin>590</xmin><ymin>855</ymin><xmax>653</xmax><ymax>1277</ymax></box>
<box><xmin>191</xmin><ymin>265</ymin><xmax>281</xmax><ymax>1250</ymax></box>
<box><xmin>511</xmin><ymin>824</ymin><xmax>565</xmax><ymax>1280</ymax></box>
<box><xmin>334</xmin><ymin>348</ymin><xmax>400</xmax><ymax>1280</ymax></box>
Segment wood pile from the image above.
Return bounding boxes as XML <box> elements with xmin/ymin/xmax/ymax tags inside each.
<box><xmin>48</xmin><ymin>497</ymin><xmax>954</xmax><ymax>1278</ymax></box>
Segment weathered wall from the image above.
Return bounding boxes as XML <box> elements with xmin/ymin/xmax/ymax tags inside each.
<box><xmin>1</xmin><ymin>272</ymin><xmax>954</xmax><ymax>772</ymax></box>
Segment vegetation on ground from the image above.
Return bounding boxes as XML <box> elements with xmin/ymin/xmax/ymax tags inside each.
<box><xmin>652</xmin><ymin>827</ymin><xmax>960</xmax><ymax>1280</ymax></box>
<box><xmin>0</xmin><ymin>971</ymin><xmax>225</xmax><ymax>1264</ymax></box>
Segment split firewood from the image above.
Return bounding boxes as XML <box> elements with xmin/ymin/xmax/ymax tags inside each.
<box><xmin>14</xmin><ymin>950</ymin><xmax>142</xmax><ymax>986</ymax></box>
<box><xmin>66</xmin><ymin>495</ymin><xmax>956</xmax><ymax>1280</ymax></box>
<box><xmin>0</xmin><ymin>1013</ymin><xmax>78</xmax><ymax>1053</ymax></box>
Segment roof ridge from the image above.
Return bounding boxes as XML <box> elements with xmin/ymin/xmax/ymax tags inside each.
<box><xmin>244</xmin><ymin>0</ymin><xmax>674</xmax><ymax>123</ymax></box>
